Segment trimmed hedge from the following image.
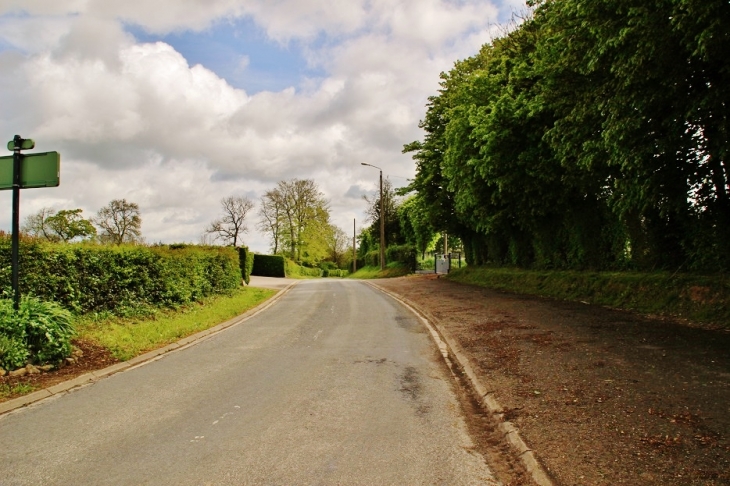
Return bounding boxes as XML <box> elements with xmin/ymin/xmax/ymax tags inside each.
<box><xmin>252</xmin><ymin>254</ymin><xmax>286</xmax><ymax>277</ymax></box>
<box><xmin>285</xmin><ymin>260</ymin><xmax>322</xmax><ymax>277</ymax></box>
<box><xmin>238</xmin><ymin>246</ymin><xmax>255</xmax><ymax>284</ymax></box>
<box><xmin>324</xmin><ymin>269</ymin><xmax>349</xmax><ymax>278</ymax></box>
<box><xmin>0</xmin><ymin>238</ymin><xmax>241</xmax><ymax>313</ymax></box>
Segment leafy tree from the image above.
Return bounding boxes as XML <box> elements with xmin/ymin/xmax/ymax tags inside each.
<box><xmin>258</xmin><ymin>190</ymin><xmax>284</xmax><ymax>254</ymax></box>
<box><xmin>324</xmin><ymin>225</ymin><xmax>350</xmax><ymax>268</ymax></box>
<box><xmin>206</xmin><ymin>196</ymin><xmax>255</xmax><ymax>247</ymax></box>
<box><xmin>259</xmin><ymin>179</ymin><xmax>330</xmax><ymax>264</ymax></box>
<box><xmin>45</xmin><ymin>209</ymin><xmax>96</xmax><ymax>242</ymax></box>
<box><xmin>22</xmin><ymin>208</ymin><xmax>95</xmax><ymax>242</ymax></box>
<box><xmin>95</xmin><ymin>199</ymin><xmax>142</xmax><ymax>245</ymax></box>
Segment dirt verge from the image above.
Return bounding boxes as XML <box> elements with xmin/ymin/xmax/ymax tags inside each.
<box><xmin>374</xmin><ymin>274</ymin><xmax>730</xmax><ymax>486</ymax></box>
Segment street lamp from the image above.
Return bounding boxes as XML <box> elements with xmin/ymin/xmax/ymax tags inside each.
<box><xmin>361</xmin><ymin>163</ymin><xmax>385</xmax><ymax>270</ymax></box>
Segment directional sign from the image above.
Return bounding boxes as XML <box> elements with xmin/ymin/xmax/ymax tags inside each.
<box><xmin>7</xmin><ymin>139</ymin><xmax>35</xmax><ymax>151</ymax></box>
<box><xmin>0</xmin><ymin>151</ymin><xmax>60</xmax><ymax>190</ymax></box>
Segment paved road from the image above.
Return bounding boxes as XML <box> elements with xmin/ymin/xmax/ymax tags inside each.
<box><xmin>0</xmin><ymin>280</ymin><xmax>498</xmax><ymax>485</ymax></box>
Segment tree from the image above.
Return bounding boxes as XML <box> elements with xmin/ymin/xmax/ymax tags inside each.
<box><xmin>258</xmin><ymin>190</ymin><xmax>285</xmax><ymax>254</ymax></box>
<box><xmin>325</xmin><ymin>225</ymin><xmax>350</xmax><ymax>268</ymax></box>
<box><xmin>46</xmin><ymin>209</ymin><xmax>96</xmax><ymax>242</ymax></box>
<box><xmin>206</xmin><ymin>196</ymin><xmax>255</xmax><ymax>247</ymax></box>
<box><xmin>22</xmin><ymin>207</ymin><xmax>59</xmax><ymax>241</ymax></box>
<box><xmin>262</xmin><ymin>179</ymin><xmax>330</xmax><ymax>263</ymax></box>
<box><xmin>22</xmin><ymin>208</ymin><xmax>95</xmax><ymax>242</ymax></box>
<box><xmin>95</xmin><ymin>199</ymin><xmax>142</xmax><ymax>244</ymax></box>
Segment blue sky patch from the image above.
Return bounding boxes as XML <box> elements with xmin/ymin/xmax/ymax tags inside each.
<box><xmin>125</xmin><ymin>17</ymin><xmax>326</xmax><ymax>94</ymax></box>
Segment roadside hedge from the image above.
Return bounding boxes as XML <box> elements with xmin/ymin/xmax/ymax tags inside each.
<box><xmin>252</xmin><ymin>254</ymin><xmax>286</xmax><ymax>277</ymax></box>
<box><xmin>324</xmin><ymin>269</ymin><xmax>349</xmax><ymax>278</ymax></box>
<box><xmin>0</xmin><ymin>238</ymin><xmax>240</xmax><ymax>313</ymax></box>
<box><xmin>285</xmin><ymin>260</ymin><xmax>322</xmax><ymax>277</ymax></box>
<box><xmin>238</xmin><ymin>246</ymin><xmax>254</xmax><ymax>285</ymax></box>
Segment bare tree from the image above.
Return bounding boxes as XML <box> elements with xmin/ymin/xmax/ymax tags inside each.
<box><xmin>206</xmin><ymin>196</ymin><xmax>255</xmax><ymax>247</ymax></box>
<box><xmin>22</xmin><ymin>207</ymin><xmax>58</xmax><ymax>241</ymax></box>
<box><xmin>95</xmin><ymin>199</ymin><xmax>143</xmax><ymax>244</ymax></box>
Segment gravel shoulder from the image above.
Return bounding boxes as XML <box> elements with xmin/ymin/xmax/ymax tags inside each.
<box><xmin>373</xmin><ymin>274</ymin><xmax>730</xmax><ymax>486</ymax></box>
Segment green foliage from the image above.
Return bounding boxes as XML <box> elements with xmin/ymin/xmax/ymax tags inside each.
<box><xmin>252</xmin><ymin>254</ymin><xmax>286</xmax><ymax>277</ymax></box>
<box><xmin>324</xmin><ymin>269</ymin><xmax>349</xmax><ymax>278</ymax></box>
<box><xmin>238</xmin><ymin>246</ymin><xmax>255</xmax><ymax>285</ymax></box>
<box><xmin>0</xmin><ymin>238</ymin><xmax>241</xmax><ymax>314</ymax></box>
<box><xmin>448</xmin><ymin>266</ymin><xmax>730</xmax><ymax>326</ymax></box>
<box><xmin>386</xmin><ymin>244</ymin><xmax>417</xmax><ymax>272</ymax></box>
<box><xmin>0</xmin><ymin>333</ymin><xmax>28</xmax><ymax>370</ymax></box>
<box><xmin>45</xmin><ymin>209</ymin><xmax>96</xmax><ymax>242</ymax></box>
<box><xmin>285</xmin><ymin>260</ymin><xmax>322</xmax><ymax>278</ymax></box>
<box><xmin>348</xmin><ymin>263</ymin><xmax>411</xmax><ymax>279</ymax></box>
<box><xmin>0</xmin><ymin>296</ymin><xmax>74</xmax><ymax>368</ymax></box>
<box><xmin>405</xmin><ymin>0</ymin><xmax>730</xmax><ymax>273</ymax></box>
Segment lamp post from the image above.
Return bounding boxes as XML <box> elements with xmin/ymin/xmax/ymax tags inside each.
<box><xmin>361</xmin><ymin>163</ymin><xmax>385</xmax><ymax>270</ymax></box>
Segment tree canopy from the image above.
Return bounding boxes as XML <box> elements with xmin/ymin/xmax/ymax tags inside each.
<box><xmin>404</xmin><ymin>0</ymin><xmax>730</xmax><ymax>272</ymax></box>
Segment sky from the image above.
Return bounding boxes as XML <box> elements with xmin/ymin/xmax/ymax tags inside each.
<box><xmin>0</xmin><ymin>0</ymin><xmax>526</xmax><ymax>253</ymax></box>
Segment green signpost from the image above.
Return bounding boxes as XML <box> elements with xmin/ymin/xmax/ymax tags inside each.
<box><xmin>3</xmin><ymin>135</ymin><xmax>61</xmax><ymax>309</ymax></box>
<box><xmin>0</xmin><ymin>151</ymin><xmax>60</xmax><ymax>190</ymax></box>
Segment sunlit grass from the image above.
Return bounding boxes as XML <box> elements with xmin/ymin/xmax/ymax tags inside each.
<box><xmin>348</xmin><ymin>262</ymin><xmax>412</xmax><ymax>279</ymax></box>
<box><xmin>76</xmin><ymin>286</ymin><xmax>276</xmax><ymax>361</ymax></box>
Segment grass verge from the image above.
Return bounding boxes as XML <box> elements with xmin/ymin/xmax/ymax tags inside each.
<box><xmin>348</xmin><ymin>262</ymin><xmax>412</xmax><ymax>279</ymax></box>
<box><xmin>76</xmin><ymin>286</ymin><xmax>276</xmax><ymax>361</ymax></box>
<box><xmin>447</xmin><ymin>266</ymin><xmax>730</xmax><ymax>327</ymax></box>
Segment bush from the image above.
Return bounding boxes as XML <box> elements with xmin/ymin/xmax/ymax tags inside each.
<box><xmin>252</xmin><ymin>254</ymin><xmax>286</xmax><ymax>277</ymax></box>
<box><xmin>238</xmin><ymin>246</ymin><xmax>255</xmax><ymax>284</ymax></box>
<box><xmin>386</xmin><ymin>244</ymin><xmax>417</xmax><ymax>272</ymax></box>
<box><xmin>285</xmin><ymin>260</ymin><xmax>322</xmax><ymax>277</ymax></box>
<box><xmin>0</xmin><ymin>238</ymin><xmax>241</xmax><ymax>314</ymax></box>
<box><xmin>0</xmin><ymin>296</ymin><xmax>74</xmax><ymax>369</ymax></box>
<box><xmin>325</xmin><ymin>269</ymin><xmax>349</xmax><ymax>278</ymax></box>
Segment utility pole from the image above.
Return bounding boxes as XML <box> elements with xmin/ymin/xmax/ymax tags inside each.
<box><xmin>352</xmin><ymin>218</ymin><xmax>356</xmax><ymax>273</ymax></box>
<box><xmin>361</xmin><ymin>163</ymin><xmax>385</xmax><ymax>270</ymax></box>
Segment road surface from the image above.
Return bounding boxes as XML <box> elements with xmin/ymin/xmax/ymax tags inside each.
<box><xmin>1</xmin><ymin>279</ymin><xmax>498</xmax><ymax>485</ymax></box>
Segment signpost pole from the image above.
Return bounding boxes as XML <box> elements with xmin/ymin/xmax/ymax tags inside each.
<box><xmin>11</xmin><ymin>135</ymin><xmax>22</xmax><ymax>310</ymax></box>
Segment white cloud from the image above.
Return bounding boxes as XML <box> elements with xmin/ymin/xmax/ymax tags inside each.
<box><xmin>0</xmin><ymin>0</ymin><xmax>522</xmax><ymax>249</ymax></box>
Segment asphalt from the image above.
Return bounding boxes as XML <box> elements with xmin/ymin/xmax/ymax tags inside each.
<box><xmin>0</xmin><ymin>279</ymin><xmax>500</xmax><ymax>485</ymax></box>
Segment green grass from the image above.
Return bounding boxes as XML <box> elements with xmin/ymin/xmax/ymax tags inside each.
<box><xmin>0</xmin><ymin>383</ymin><xmax>36</xmax><ymax>399</ymax></box>
<box><xmin>348</xmin><ymin>262</ymin><xmax>412</xmax><ymax>279</ymax></box>
<box><xmin>76</xmin><ymin>286</ymin><xmax>276</xmax><ymax>361</ymax></box>
<box><xmin>447</xmin><ymin>266</ymin><xmax>730</xmax><ymax>327</ymax></box>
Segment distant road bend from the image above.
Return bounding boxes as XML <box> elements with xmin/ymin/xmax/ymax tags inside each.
<box><xmin>1</xmin><ymin>279</ymin><xmax>499</xmax><ymax>485</ymax></box>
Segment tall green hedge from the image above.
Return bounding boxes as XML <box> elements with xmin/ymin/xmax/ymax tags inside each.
<box><xmin>252</xmin><ymin>254</ymin><xmax>286</xmax><ymax>277</ymax></box>
<box><xmin>0</xmin><ymin>238</ymin><xmax>240</xmax><ymax>313</ymax></box>
<box><xmin>238</xmin><ymin>246</ymin><xmax>255</xmax><ymax>284</ymax></box>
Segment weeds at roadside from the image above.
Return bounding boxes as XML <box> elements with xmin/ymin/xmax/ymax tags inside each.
<box><xmin>0</xmin><ymin>383</ymin><xmax>36</xmax><ymax>399</ymax></box>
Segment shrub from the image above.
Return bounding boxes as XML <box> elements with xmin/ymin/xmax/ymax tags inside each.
<box><xmin>326</xmin><ymin>269</ymin><xmax>349</xmax><ymax>278</ymax></box>
<box><xmin>285</xmin><ymin>259</ymin><xmax>322</xmax><ymax>277</ymax></box>
<box><xmin>0</xmin><ymin>296</ymin><xmax>74</xmax><ymax>369</ymax></box>
<box><xmin>0</xmin><ymin>238</ymin><xmax>241</xmax><ymax>314</ymax></box>
<box><xmin>238</xmin><ymin>246</ymin><xmax>255</xmax><ymax>284</ymax></box>
<box><xmin>252</xmin><ymin>254</ymin><xmax>286</xmax><ymax>277</ymax></box>
<box><xmin>386</xmin><ymin>244</ymin><xmax>417</xmax><ymax>272</ymax></box>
